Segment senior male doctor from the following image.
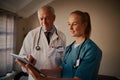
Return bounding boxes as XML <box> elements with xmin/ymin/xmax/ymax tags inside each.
<box><xmin>16</xmin><ymin>5</ymin><xmax>66</xmax><ymax>80</ymax></box>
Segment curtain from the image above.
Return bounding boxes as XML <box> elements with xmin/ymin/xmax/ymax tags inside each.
<box><xmin>0</xmin><ymin>14</ymin><xmax>15</xmax><ymax>77</ymax></box>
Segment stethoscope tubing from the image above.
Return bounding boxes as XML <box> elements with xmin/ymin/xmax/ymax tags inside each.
<box><xmin>35</xmin><ymin>27</ymin><xmax>60</xmax><ymax>51</ymax></box>
<box><xmin>64</xmin><ymin>38</ymin><xmax>87</xmax><ymax>68</ymax></box>
<box><xmin>35</xmin><ymin>27</ymin><xmax>42</xmax><ymax>50</ymax></box>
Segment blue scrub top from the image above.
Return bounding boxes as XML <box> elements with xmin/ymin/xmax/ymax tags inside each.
<box><xmin>61</xmin><ymin>38</ymin><xmax>102</xmax><ymax>80</ymax></box>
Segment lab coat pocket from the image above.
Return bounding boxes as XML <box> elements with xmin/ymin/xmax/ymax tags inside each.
<box><xmin>56</xmin><ymin>46</ymin><xmax>65</xmax><ymax>54</ymax></box>
<box><xmin>55</xmin><ymin>56</ymin><xmax>62</xmax><ymax>66</ymax></box>
<box><xmin>54</xmin><ymin>46</ymin><xmax>64</xmax><ymax>66</ymax></box>
<box><xmin>56</xmin><ymin>46</ymin><xmax>65</xmax><ymax>61</ymax></box>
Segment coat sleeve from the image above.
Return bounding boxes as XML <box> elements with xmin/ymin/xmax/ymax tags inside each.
<box><xmin>19</xmin><ymin>31</ymin><xmax>33</xmax><ymax>56</ymax></box>
<box><xmin>19</xmin><ymin>31</ymin><xmax>33</xmax><ymax>72</ymax></box>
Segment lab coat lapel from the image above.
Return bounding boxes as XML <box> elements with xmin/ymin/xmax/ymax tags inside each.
<box><xmin>47</xmin><ymin>32</ymin><xmax>58</xmax><ymax>57</ymax></box>
<box><xmin>51</xmin><ymin>31</ymin><xmax>58</xmax><ymax>42</ymax></box>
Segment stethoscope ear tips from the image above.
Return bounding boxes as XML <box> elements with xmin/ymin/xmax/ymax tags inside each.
<box><xmin>36</xmin><ymin>46</ymin><xmax>40</xmax><ymax>51</ymax></box>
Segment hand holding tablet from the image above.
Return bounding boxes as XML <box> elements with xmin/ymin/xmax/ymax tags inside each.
<box><xmin>11</xmin><ymin>53</ymin><xmax>29</xmax><ymax>64</ymax></box>
<box><xmin>11</xmin><ymin>53</ymin><xmax>47</xmax><ymax>78</ymax></box>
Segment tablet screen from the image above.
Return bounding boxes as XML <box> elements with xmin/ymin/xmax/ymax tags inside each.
<box><xmin>11</xmin><ymin>53</ymin><xmax>29</xmax><ymax>64</ymax></box>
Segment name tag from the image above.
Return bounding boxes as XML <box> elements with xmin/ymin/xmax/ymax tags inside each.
<box><xmin>74</xmin><ymin>59</ymin><xmax>80</xmax><ymax>68</ymax></box>
<box><xmin>76</xmin><ymin>59</ymin><xmax>80</xmax><ymax>67</ymax></box>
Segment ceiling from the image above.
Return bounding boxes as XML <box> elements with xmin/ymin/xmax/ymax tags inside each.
<box><xmin>0</xmin><ymin>0</ymin><xmax>54</xmax><ymax>18</ymax></box>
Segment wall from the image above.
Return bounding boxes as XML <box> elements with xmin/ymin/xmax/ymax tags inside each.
<box><xmin>15</xmin><ymin>13</ymin><xmax>39</xmax><ymax>54</ymax></box>
<box><xmin>49</xmin><ymin>0</ymin><xmax>120</xmax><ymax>77</ymax></box>
<box><xmin>15</xmin><ymin>18</ymin><xmax>25</xmax><ymax>54</ymax></box>
<box><xmin>17</xmin><ymin>0</ymin><xmax>120</xmax><ymax>77</ymax></box>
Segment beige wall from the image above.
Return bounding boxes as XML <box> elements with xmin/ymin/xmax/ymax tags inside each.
<box><xmin>15</xmin><ymin>13</ymin><xmax>39</xmax><ymax>53</ymax></box>
<box><xmin>15</xmin><ymin>18</ymin><xmax>26</xmax><ymax>54</ymax></box>
<box><xmin>49</xmin><ymin>0</ymin><xmax>120</xmax><ymax>77</ymax></box>
<box><xmin>17</xmin><ymin>0</ymin><xmax>120</xmax><ymax>77</ymax></box>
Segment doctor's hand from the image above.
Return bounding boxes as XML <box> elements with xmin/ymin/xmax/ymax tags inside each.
<box><xmin>26</xmin><ymin>55</ymin><xmax>36</xmax><ymax>65</ymax></box>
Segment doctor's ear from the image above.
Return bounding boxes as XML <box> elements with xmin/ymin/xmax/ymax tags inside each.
<box><xmin>52</xmin><ymin>15</ymin><xmax>56</xmax><ymax>21</ymax></box>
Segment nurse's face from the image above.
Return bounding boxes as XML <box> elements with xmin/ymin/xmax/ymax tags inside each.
<box><xmin>38</xmin><ymin>8</ymin><xmax>55</xmax><ymax>30</ymax></box>
<box><xmin>68</xmin><ymin>13</ymin><xmax>85</xmax><ymax>37</ymax></box>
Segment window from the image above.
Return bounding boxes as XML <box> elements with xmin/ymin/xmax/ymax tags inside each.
<box><xmin>0</xmin><ymin>13</ymin><xmax>16</xmax><ymax>76</ymax></box>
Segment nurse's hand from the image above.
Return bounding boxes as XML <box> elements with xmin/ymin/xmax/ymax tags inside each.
<box><xmin>26</xmin><ymin>64</ymin><xmax>81</xmax><ymax>80</ymax></box>
<box><xmin>15</xmin><ymin>59</ymin><xmax>30</xmax><ymax>72</ymax></box>
<box><xmin>26</xmin><ymin>55</ymin><xmax>36</xmax><ymax>65</ymax></box>
<box><xmin>40</xmin><ymin>66</ymin><xmax>62</xmax><ymax>77</ymax></box>
<box><xmin>15</xmin><ymin>55</ymin><xmax>36</xmax><ymax>67</ymax></box>
<box><xmin>25</xmin><ymin>64</ymin><xmax>44</xmax><ymax>80</ymax></box>
<box><xmin>15</xmin><ymin>58</ymin><xmax>26</xmax><ymax>68</ymax></box>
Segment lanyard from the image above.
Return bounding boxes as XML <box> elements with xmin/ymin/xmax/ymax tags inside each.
<box><xmin>64</xmin><ymin>38</ymin><xmax>87</xmax><ymax>68</ymax></box>
<box><xmin>73</xmin><ymin>39</ymin><xmax>87</xmax><ymax>68</ymax></box>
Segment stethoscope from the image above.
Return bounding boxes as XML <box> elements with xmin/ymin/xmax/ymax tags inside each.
<box><xmin>35</xmin><ymin>27</ymin><xmax>60</xmax><ymax>51</ymax></box>
<box><xmin>64</xmin><ymin>38</ymin><xmax>87</xmax><ymax>69</ymax></box>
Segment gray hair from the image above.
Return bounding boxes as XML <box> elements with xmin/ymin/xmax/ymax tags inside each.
<box><xmin>37</xmin><ymin>5</ymin><xmax>55</xmax><ymax>16</ymax></box>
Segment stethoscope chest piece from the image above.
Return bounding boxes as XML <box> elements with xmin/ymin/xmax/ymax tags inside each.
<box><xmin>36</xmin><ymin>46</ymin><xmax>40</xmax><ymax>51</ymax></box>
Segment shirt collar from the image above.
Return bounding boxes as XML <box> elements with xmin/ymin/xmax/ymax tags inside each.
<box><xmin>42</xmin><ymin>25</ymin><xmax>55</xmax><ymax>34</ymax></box>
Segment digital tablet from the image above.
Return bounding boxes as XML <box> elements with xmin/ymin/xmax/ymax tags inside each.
<box><xmin>11</xmin><ymin>53</ymin><xmax>47</xmax><ymax>77</ymax></box>
<box><xmin>11</xmin><ymin>53</ymin><xmax>29</xmax><ymax>64</ymax></box>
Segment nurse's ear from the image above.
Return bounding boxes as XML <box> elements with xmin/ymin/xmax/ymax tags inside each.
<box><xmin>83</xmin><ymin>22</ymin><xmax>87</xmax><ymax>27</ymax></box>
<box><xmin>82</xmin><ymin>22</ymin><xmax>87</xmax><ymax>34</ymax></box>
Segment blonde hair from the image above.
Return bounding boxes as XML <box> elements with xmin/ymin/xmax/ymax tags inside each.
<box><xmin>71</xmin><ymin>10</ymin><xmax>91</xmax><ymax>38</ymax></box>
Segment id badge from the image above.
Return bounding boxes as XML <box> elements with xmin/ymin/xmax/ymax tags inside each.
<box><xmin>76</xmin><ymin>59</ymin><xmax>80</xmax><ymax>67</ymax></box>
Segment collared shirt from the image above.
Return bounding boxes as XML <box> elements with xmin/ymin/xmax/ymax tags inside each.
<box><xmin>42</xmin><ymin>25</ymin><xmax>56</xmax><ymax>40</ymax></box>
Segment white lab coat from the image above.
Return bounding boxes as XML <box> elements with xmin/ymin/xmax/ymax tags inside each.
<box><xmin>19</xmin><ymin>26</ymin><xmax>66</xmax><ymax>80</ymax></box>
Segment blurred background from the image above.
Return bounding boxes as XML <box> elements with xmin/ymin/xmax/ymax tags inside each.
<box><xmin>0</xmin><ymin>0</ymin><xmax>120</xmax><ymax>79</ymax></box>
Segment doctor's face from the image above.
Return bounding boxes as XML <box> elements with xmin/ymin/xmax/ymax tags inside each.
<box><xmin>68</xmin><ymin>13</ymin><xmax>85</xmax><ymax>37</ymax></box>
<box><xmin>38</xmin><ymin>8</ymin><xmax>55</xmax><ymax>30</ymax></box>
